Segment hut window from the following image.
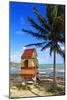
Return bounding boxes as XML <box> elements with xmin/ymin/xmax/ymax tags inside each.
<box><xmin>24</xmin><ymin>60</ymin><xmax>28</xmax><ymax>68</ymax></box>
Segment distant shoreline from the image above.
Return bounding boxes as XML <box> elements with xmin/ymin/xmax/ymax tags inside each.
<box><xmin>10</xmin><ymin>62</ymin><xmax>64</xmax><ymax>65</ymax></box>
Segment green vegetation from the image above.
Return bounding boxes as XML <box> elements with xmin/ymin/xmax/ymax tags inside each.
<box><xmin>47</xmin><ymin>84</ymin><xmax>65</xmax><ymax>95</ymax></box>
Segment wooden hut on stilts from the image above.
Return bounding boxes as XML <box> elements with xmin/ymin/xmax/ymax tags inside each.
<box><xmin>20</xmin><ymin>48</ymin><xmax>39</xmax><ymax>85</ymax></box>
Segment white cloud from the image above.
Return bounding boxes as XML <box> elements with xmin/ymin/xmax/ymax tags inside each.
<box><xmin>58</xmin><ymin>42</ymin><xmax>64</xmax><ymax>50</ymax></box>
<box><xmin>23</xmin><ymin>46</ymin><xmax>26</xmax><ymax>50</ymax></box>
<box><xmin>61</xmin><ymin>46</ymin><xmax>64</xmax><ymax>50</ymax></box>
<box><xmin>20</xmin><ymin>17</ymin><xmax>27</xmax><ymax>25</ymax></box>
<box><xmin>15</xmin><ymin>30</ymin><xmax>22</xmax><ymax>35</ymax></box>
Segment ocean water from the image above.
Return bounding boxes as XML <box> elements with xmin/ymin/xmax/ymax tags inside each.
<box><xmin>10</xmin><ymin>64</ymin><xmax>65</xmax><ymax>78</ymax></box>
<box><xmin>38</xmin><ymin>64</ymin><xmax>64</xmax><ymax>77</ymax></box>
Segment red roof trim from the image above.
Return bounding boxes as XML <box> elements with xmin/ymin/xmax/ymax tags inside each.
<box><xmin>21</xmin><ymin>48</ymin><xmax>36</xmax><ymax>59</ymax></box>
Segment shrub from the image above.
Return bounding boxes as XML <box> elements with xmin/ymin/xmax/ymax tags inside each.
<box><xmin>47</xmin><ymin>84</ymin><xmax>65</xmax><ymax>95</ymax></box>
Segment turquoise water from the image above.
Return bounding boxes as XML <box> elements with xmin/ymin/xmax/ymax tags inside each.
<box><xmin>10</xmin><ymin>64</ymin><xmax>65</xmax><ymax>77</ymax></box>
<box><xmin>38</xmin><ymin>64</ymin><xmax>64</xmax><ymax>77</ymax></box>
<box><xmin>39</xmin><ymin>64</ymin><xmax>64</xmax><ymax>69</ymax></box>
<box><xmin>39</xmin><ymin>64</ymin><xmax>64</xmax><ymax>72</ymax></box>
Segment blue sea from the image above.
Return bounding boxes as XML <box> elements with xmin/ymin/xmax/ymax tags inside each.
<box><xmin>10</xmin><ymin>64</ymin><xmax>65</xmax><ymax>78</ymax></box>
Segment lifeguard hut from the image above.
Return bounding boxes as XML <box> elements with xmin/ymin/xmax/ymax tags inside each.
<box><xmin>20</xmin><ymin>48</ymin><xmax>39</xmax><ymax>84</ymax></box>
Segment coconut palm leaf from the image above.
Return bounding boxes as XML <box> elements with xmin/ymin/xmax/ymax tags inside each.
<box><xmin>56</xmin><ymin>45</ymin><xmax>65</xmax><ymax>59</ymax></box>
<box><xmin>41</xmin><ymin>41</ymin><xmax>52</xmax><ymax>51</ymax></box>
<box><xmin>57</xmin><ymin>5</ymin><xmax>65</xmax><ymax>16</ymax></box>
<box><xmin>52</xmin><ymin>16</ymin><xmax>64</xmax><ymax>33</ymax></box>
<box><xmin>27</xmin><ymin>17</ymin><xmax>48</xmax><ymax>34</ymax></box>
<box><xmin>50</xmin><ymin>46</ymin><xmax>54</xmax><ymax>56</ymax></box>
<box><xmin>33</xmin><ymin>7</ymin><xmax>51</xmax><ymax>31</ymax></box>
<box><xmin>22</xmin><ymin>29</ymin><xmax>48</xmax><ymax>40</ymax></box>
<box><xmin>25</xmin><ymin>41</ymin><xmax>46</xmax><ymax>47</ymax></box>
<box><xmin>46</xmin><ymin>4</ymin><xmax>58</xmax><ymax>25</ymax></box>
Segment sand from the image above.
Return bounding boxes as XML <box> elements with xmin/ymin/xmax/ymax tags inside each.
<box><xmin>9</xmin><ymin>74</ymin><xmax>65</xmax><ymax>98</ymax></box>
<box><xmin>10</xmin><ymin>82</ymin><xmax>53</xmax><ymax>98</ymax></box>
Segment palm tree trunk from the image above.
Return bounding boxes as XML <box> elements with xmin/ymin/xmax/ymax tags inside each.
<box><xmin>53</xmin><ymin>50</ymin><xmax>56</xmax><ymax>86</ymax></box>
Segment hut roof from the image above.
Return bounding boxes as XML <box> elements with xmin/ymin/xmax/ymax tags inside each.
<box><xmin>21</xmin><ymin>48</ymin><xmax>36</xmax><ymax>59</ymax></box>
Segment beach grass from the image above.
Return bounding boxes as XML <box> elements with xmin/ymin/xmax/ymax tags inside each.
<box><xmin>47</xmin><ymin>83</ymin><xmax>65</xmax><ymax>95</ymax></box>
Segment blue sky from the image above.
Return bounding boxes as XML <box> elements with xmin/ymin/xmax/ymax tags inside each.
<box><xmin>10</xmin><ymin>2</ymin><xmax>64</xmax><ymax>64</ymax></box>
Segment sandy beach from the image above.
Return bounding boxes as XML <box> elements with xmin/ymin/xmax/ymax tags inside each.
<box><xmin>9</xmin><ymin>74</ymin><xmax>65</xmax><ymax>98</ymax></box>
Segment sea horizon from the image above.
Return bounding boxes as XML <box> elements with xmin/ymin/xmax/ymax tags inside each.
<box><xmin>10</xmin><ymin>62</ymin><xmax>65</xmax><ymax>78</ymax></box>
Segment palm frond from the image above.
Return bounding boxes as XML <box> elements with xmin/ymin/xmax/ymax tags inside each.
<box><xmin>48</xmin><ymin>32</ymin><xmax>64</xmax><ymax>43</ymax></box>
<box><xmin>56</xmin><ymin>32</ymin><xmax>65</xmax><ymax>43</ymax></box>
<box><xmin>57</xmin><ymin>5</ymin><xmax>65</xmax><ymax>16</ymax></box>
<box><xmin>25</xmin><ymin>42</ymin><xmax>46</xmax><ymax>47</ymax></box>
<box><xmin>33</xmin><ymin>7</ymin><xmax>51</xmax><ymax>31</ymax></box>
<box><xmin>57</xmin><ymin>47</ymin><xmax>65</xmax><ymax>59</ymax></box>
<box><xmin>46</xmin><ymin>4</ymin><xmax>58</xmax><ymax>25</ymax></box>
<box><xmin>27</xmin><ymin>17</ymin><xmax>48</xmax><ymax>34</ymax></box>
<box><xmin>41</xmin><ymin>41</ymin><xmax>52</xmax><ymax>51</ymax></box>
<box><xmin>50</xmin><ymin>46</ymin><xmax>53</xmax><ymax>56</ymax></box>
<box><xmin>22</xmin><ymin>29</ymin><xmax>48</xmax><ymax>40</ymax></box>
<box><xmin>21</xmin><ymin>5</ymin><xmax>65</xmax><ymax>60</ymax></box>
<box><xmin>52</xmin><ymin>16</ymin><xmax>64</xmax><ymax>33</ymax></box>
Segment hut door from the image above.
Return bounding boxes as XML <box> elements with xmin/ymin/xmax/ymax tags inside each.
<box><xmin>24</xmin><ymin>60</ymin><xmax>28</xmax><ymax>68</ymax></box>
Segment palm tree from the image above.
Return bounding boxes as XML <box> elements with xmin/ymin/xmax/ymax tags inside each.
<box><xmin>22</xmin><ymin>5</ymin><xmax>65</xmax><ymax>86</ymax></box>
